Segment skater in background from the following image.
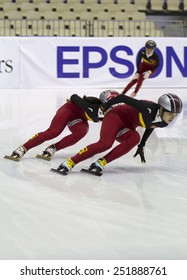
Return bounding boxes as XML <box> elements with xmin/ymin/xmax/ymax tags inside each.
<box><xmin>55</xmin><ymin>93</ymin><xmax>182</xmax><ymax>175</ymax></box>
<box><xmin>122</xmin><ymin>40</ymin><xmax>159</xmax><ymax>97</ymax></box>
<box><xmin>5</xmin><ymin>90</ymin><xmax>119</xmax><ymax>161</ymax></box>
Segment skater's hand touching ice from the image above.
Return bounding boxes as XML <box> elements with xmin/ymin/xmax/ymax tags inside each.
<box><xmin>133</xmin><ymin>145</ymin><xmax>146</xmax><ymax>163</ymax></box>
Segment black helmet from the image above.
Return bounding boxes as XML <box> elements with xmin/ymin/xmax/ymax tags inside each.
<box><xmin>99</xmin><ymin>90</ymin><xmax>119</xmax><ymax>103</ymax></box>
<box><xmin>145</xmin><ymin>40</ymin><xmax>156</xmax><ymax>49</ymax></box>
<box><xmin>158</xmin><ymin>93</ymin><xmax>183</xmax><ymax>113</ymax></box>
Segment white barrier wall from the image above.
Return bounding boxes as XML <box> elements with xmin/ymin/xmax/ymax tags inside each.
<box><xmin>0</xmin><ymin>37</ymin><xmax>187</xmax><ymax>89</ymax></box>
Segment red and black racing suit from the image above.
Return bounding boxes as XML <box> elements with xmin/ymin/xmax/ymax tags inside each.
<box><xmin>122</xmin><ymin>49</ymin><xmax>159</xmax><ymax>95</ymax></box>
<box><xmin>22</xmin><ymin>95</ymin><xmax>102</xmax><ymax>152</ymax></box>
<box><xmin>70</xmin><ymin>94</ymin><xmax>167</xmax><ymax>165</ymax></box>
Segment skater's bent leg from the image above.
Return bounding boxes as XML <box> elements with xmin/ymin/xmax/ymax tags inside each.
<box><xmin>23</xmin><ymin>107</ymin><xmax>72</xmax><ymax>151</ymax></box>
<box><xmin>55</xmin><ymin>121</ymin><xmax>89</xmax><ymax>151</ymax></box>
<box><xmin>134</xmin><ymin>74</ymin><xmax>144</xmax><ymax>95</ymax></box>
<box><xmin>103</xmin><ymin>130</ymin><xmax>140</xmax><ymax>163</ymax></box>
<box><xmin>121</xmin><ymin>79</ymin><xmax>137</xmax><ymax>95</ymax></box>
<box><xmin>23</xmin><ymin>126</ymin><xmax>65</xmax><ymax>151</ymax></box>
<box><xmin>71</xmin><ymin>111</ymin><xmax>124</xmax><ymax>165</ymax></box>
<box><xmin>71</xmin><ymin>139</ymin><xmax>113</xmax><ymax>165</ymax></box>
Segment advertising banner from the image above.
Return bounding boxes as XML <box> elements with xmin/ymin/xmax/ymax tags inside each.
<box><xmin>0</xmin><ymin>37</ymin><xmax>20</xmax><ymax>88</ymax></box>
<box><xmin>0</xmin><ymin>37</ymin><xmax>187</xmax><ymax>89</ymax></box>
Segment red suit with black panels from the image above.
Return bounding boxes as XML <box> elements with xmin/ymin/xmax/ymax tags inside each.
<box><xmin>122</xmin><ymin>49</ymin><xmax>159</xmax><ymax>95</ymax></box>
<box><xmin>70</xmin><ymin>95</ymin><xmax>168</xmax><ymax>165</ymax></box>
<box><xmin>23</xmin><ymin>95</ymin><xmax>102</xmax><ymax>152</ymax></box>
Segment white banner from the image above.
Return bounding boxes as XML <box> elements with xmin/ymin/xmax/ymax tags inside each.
<box><xmin>0</xmin><ymin>37</ymin><xmax>20</xmax><ymax>88</ymax></box>
<box><xmin>0</xmin><ymin>37</ymin><xmax>187</xmax><ymax>89</ymax></box>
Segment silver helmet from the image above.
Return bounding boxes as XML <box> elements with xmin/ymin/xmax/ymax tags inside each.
<box><xmin>99</xmin><ymin>90</ymin><xmax>119</xmax><ymax>103</ymax></box>
<box><xmin>158</xmin><ymin>93</ymin><xmax>183</xmax><ymax>113</ymax></box>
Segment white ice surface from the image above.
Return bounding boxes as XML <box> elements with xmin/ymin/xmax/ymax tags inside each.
<box><xmin>0</xmin><ymin>88</ymin><xmax>187</xmax><ymax>260</ymax></box>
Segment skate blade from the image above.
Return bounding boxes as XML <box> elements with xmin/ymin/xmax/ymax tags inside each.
<box><xmin>36</xmin><ymin>154</ymin><xmax>51</xmax><ymax>161</ymax></box>
<box><xmin>50</xmin><ymin>168</ymin><xmax>68</xmax><ymax>176</ymax></box>
<box><xmin>4</xmin><ymin>155</ymin><xmax>20</xmax><ymax>162</ymax></box>
<box><xmin>81</xmin><ymin>168</ymin><xmax>102</xmax><ymax>177</ymax></box>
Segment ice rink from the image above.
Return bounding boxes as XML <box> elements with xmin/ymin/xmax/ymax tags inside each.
<box><xmin>0</xmin><ymin>88</ymin><xmax>187</xmax><ymax>260</ymax></box>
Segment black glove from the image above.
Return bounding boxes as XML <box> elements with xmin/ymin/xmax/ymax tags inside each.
<box><xmin>99</xmin><ymin>103</ymin><xmax>107</xmax><ymax>113</ymax></box>
<box><xmin>133</xmin><ymin>145</ymin><xmax>146</xmax><ymax>163</ymax></box>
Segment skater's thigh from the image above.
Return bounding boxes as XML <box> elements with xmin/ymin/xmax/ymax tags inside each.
<box><xmin>100</xmin><ymin>111</ymin><xmax>124</xmax><ymax>141</ymax></box>
<box><xmin>49</xmin><ymin>107</ymin><xmax>77</xmax><ymax>130</ymax></box>
<box><xmin>69</xmin><ymin>121</ymin><xmax>89</xmax><ymax>136</ymax></box>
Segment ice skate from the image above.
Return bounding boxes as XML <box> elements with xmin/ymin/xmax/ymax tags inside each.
<box><xmin>89</xmin><ymin>158</ymin><xmax>107</xmax><ymax>173</ymax></box>
<box><xmin>36</xmin><ymin>144</ymin><xmax>56</xmax><ymax>161</ymax></box>
<box><xmin>81</xmin><ymin>158</ymin><xmax>107</xmax><ymax>176</ymax></box>
<box><xmin>4</xmin><ymin>146</ymin><xmax>26</xmax><ymax>162</ymax></box>
<box><xmin>51</xmin><ymin>158</ymin><xmax>75</xmax><ymax>175</ymax></box>
<box><xmin>130</xmin><ymin>92</ymin><xmax>137</xmax><ymax>97</ymax></box>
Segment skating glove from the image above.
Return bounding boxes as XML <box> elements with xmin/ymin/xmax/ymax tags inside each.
<box><xmin>132</xmin><ymin>72</ymin><xmax>139</xmax><ymax>80</ymax></box>
<box><xmin>99</xmin><ymin>103</ymin><xmax>107</xmax><ymax>113</ymax></box>
<box><xmin>133</xmin><ymin>145</ymin><xmax>146</xmax><ymax>163</ymax></box>
<box><xmin>143</xmin><ymin>70</ymin><xmax>152</xmax><ymax>79</ymax></box>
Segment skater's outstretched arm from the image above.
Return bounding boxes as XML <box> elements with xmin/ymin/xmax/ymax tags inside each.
<box><xmin>70</xmin><ymin>94</ymin><xmax>101</xmax><ymax>122</ymax></box>
<box><xmin>100</xmin><ymin>94</ymin><xmax>153</xmax><ymax>113</ymax></box>
<box><xmin>133</xmin><ymin>128</ymin><xmax>154</xmax><ymax>163</ymax></box>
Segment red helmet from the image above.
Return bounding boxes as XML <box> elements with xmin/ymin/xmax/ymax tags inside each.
<box><xmin>99</xmin><ymin>90</ymin><xmax>119</xmax><ymax>103</ymax></box>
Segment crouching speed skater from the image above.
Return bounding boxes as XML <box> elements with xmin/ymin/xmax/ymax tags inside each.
<box><xmin>53</xmin><ymin>93</ymin><xmax>183</xmax><ymax>176</ymax></box>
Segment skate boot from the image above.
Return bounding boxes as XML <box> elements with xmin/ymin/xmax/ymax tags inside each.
<box><xmin>130</xmin><ymin>92</ymin><xmax>137</xmax><ymax>97</ymax></box>
<box><xmin>89</xmin><ymin>158</ymin><xmax>107</xmax><ymax>175</ymax></box>
<box><xmin>36</xmin><ymin>144</ymin><xmax>57</xmax><ymax>161</ymax></box>
<box><xmin>56</xmin><ymin>158</ymin><xmax>75</xmax><ymax>175</ymax></box>
<box><xmin>11</xmin><ymin>145</ymin><xmax>26</xmax><ymax>159</ymax></box>
<box><xmin>4</xmin><ymin>145</ymin><xmax>27</xmax><ymax>162</ymax></box>
<box><xmin>43</xmin><ymin>144</ymin><xmax>56</xmax><ymax>158</ymax></box>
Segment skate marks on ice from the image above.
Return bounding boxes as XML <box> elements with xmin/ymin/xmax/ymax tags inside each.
<box><xmin>1</xmin><ymin>89</ymin><xmax>187</xmax><ymax>259</ymax></box>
